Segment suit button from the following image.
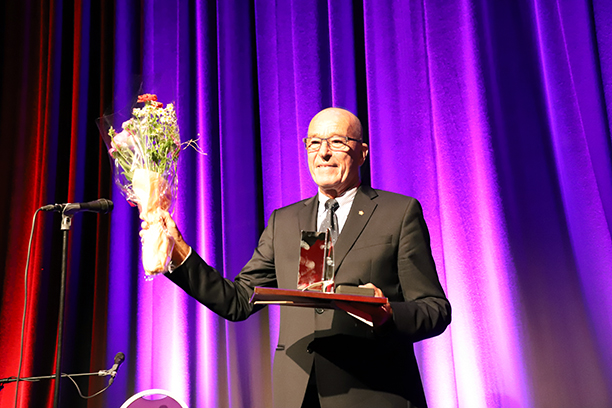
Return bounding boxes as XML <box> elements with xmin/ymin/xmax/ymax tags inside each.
<box><xmin>307</xmin><ymin>347</ymin><xmax>313</xmax><ymax>354</ymax></box>
<box><xmin>315</xmin><ymin>308</ymin><xmax>324</xmax><ymax>314</ymax></box>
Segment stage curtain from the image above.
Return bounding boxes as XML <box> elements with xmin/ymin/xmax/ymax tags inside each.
<box><xmin>0</xmin><ymin>1</ymin><xmax>610</xmax><ymax>407</ymax></box>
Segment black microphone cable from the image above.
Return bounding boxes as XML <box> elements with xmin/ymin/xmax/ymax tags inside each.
<box><xmin>64</xmin><ymin>370</ymin><xmax>117</xmax><ymax>399</ymax></box>
<box><xmin>13</xmin><ymin>208</ymin><xmax>42</xmax><ymax>408</ymax></box>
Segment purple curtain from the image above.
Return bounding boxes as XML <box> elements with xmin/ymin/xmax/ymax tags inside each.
<box><xmin>1</xmin><ymin>0</ymin><xmax>611</xmax><ymax>407</ymax></box>
<box><xmin>105</xmin><ymin>1</ymin><xmax>612</xmax><ymax>407</ymax></box>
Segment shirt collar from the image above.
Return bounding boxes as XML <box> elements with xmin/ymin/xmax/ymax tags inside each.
<box><xmin>317</xmin><ymin>185</ymin><xmax>359</xmax><ymax>208</ymax></box>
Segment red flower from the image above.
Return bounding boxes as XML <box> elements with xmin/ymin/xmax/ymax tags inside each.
<box><xmin>137</xmin><ymin>94</ymin><xmax>158</xmax><ymax>103</ymax></box>
<box><xmin>151</xmin><ymin>101</ymin><xmax>164</xmax><ymax>108</ymax></box>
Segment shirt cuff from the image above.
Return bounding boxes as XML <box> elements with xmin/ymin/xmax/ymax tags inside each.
<box><xmin>167</xmin><ymin>246</ymin><xmax>192</xmax><ymax>273</ymax></box>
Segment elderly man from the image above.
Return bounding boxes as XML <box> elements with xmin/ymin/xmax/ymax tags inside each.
<box><xmin>157</xmin><ymin>108</ymin><xmax>451</xmax><ymax>408</ymax></box>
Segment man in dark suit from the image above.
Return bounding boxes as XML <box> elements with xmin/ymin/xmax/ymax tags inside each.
<box><xmin>156</xmin><ymin>108</ymin><xmax>451</xmax><ymax>407</ymax></box>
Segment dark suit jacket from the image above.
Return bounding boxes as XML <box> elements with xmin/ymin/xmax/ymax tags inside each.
<box><xmin>167</xmin><ymin>186</ymin><xmax>451</xmax><ymax>408</ymax></box>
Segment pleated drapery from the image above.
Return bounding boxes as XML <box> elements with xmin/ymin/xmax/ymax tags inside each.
<box><xmin>1</xmin><ymin>1</ymin><xmax>611</xmax><ymax>407</ymax></box>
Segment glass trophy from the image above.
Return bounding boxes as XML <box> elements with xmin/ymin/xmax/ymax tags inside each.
<box><xmin>297</xmin><ymin>229</ymin><xmax>334</xmax><ymax>292</ymax></box>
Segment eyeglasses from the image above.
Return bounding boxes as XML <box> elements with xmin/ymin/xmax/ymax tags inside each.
<box><xmin>303</xmin><ymin>135</ymin><xmax>362</xmax><ymax>152</ymax></box>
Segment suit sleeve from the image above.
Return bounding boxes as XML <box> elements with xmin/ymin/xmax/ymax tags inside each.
<box><xmin>389</xmin><ymin>198</ymin><xmax>451</xmax><ymax>342</ymax></box>
<box><xmin>165</xmin><ymin>211</ymin><xmax>279</xmax><ymax>322</ymax></box>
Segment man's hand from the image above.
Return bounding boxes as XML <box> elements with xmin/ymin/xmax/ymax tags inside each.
<box><xmin>140</xmin><ymin>210</ymin><xmax>191</xmax><ymax>266</ymax></box>
<box><xmin>335</xmin><ymin>283</ymin><xmax>393</xmax><ymax>328</ymax></box>
<box><xmin>359</xmin><ymin>283</ymin><xmax>393</xmax><ymax>327</ymax></box>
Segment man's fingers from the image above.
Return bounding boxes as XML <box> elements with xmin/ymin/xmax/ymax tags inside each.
<box><xmin>140</xmin><ymin>211</ymin><xmax>179</xmax><ymax>238</ymax></box>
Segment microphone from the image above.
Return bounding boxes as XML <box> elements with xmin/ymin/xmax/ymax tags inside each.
<box><xmin>106</xmin><ymin>352</ymin><xmax>125</xmax><ymax>386</ymax></box>
<box><xmin>40</xmin><ymin>198</ymin><xmax>114</xmax><ymax>216</ymax></box>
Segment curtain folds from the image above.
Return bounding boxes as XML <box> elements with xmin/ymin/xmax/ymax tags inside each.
<box><xmin>1</xmin><ymin>1</ymin><xmax>611</xmax><ymax>407</ymax></box>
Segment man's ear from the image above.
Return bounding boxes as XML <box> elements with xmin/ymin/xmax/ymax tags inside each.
<box><xmin>359</xmin><ymin>143</ymin><xmax>369</xmax><ymax>165</ymax></box>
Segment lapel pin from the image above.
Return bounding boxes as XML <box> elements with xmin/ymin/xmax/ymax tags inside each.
<box><xmin>358</xmin><ymin>210</ymin><xmax>364</xmax><ymax>216</ymax></box>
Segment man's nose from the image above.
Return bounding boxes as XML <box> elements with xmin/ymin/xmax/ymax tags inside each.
<box><xmin>318</xmin><ymin>139</ymin><xmax>332</xmax><ymax>157</ymax></box>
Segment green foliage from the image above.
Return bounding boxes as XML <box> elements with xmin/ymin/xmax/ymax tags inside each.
<box><xmin>108</xmin><ymin>101</ymin><xmax>181</xmax><ymax>184</ymax></box>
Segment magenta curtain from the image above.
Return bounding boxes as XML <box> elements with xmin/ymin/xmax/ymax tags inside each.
<box><xmin>1</xmin><ymin>1</ymin><xmax>611</xmax><ymax>407</ymax></box>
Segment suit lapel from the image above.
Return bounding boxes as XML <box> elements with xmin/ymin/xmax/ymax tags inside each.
<box><xmin>334</xmin><ymin>186</ymin><xmax>378</xmax><ymax>272</ymax></box>
<box><xmin>298</xmin><ymin>195</ymin><xmax>318</xmax><ymax>232</ymax></box>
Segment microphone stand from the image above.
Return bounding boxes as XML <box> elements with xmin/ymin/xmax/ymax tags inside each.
<box><xmin>53</xmin><ymin>213</ymin><xmax>73</xmax><ymax>408</ymax></box>
<box><xmin>0</xmin><ymin>369</ymin><xmax>118</xmax><ymax>401</ymax></box>
<box><xmin>1</xmin><ymin>370</ymin><xmax>113</xmax><ymax>384</ymax></box>
<box><xmin>7</xmin><ymin>200</ymin><xmax>114</xmax><ymax>406</ymax></box>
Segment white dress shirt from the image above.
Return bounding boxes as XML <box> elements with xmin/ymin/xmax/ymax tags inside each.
<box><xmin>316</xmin><ymin>186</ymin><xmax>359</xmax><ymax>235</ymax></box>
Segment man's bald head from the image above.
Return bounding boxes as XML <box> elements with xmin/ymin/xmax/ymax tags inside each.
<box><xmin>308</xmin><ymin>107</ymin><xmax>363</xmax><ymax>142</ymax></box>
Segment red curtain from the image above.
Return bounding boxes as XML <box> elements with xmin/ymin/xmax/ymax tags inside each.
<box><xmin>0</xmin><ymin>1</ymin><xmax>114</xmax><ymax>407</ymax></box>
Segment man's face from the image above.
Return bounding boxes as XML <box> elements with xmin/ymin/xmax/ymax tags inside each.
<box><xmin>306</xmin><ymin>109</ymin><xmax>368</xmax><ymax>198</ymax></box>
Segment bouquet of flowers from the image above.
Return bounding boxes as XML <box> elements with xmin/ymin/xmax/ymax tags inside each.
<box><xmin>102</xmin><ymin>94</ymin><xmax>181</xmax><ymax>275</ymax></box>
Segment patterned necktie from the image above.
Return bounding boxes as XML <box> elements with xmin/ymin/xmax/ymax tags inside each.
<box><xmin>319</xmin><ymin>199</ymin><xmax>339</xmax><ymax>244</ymax></box>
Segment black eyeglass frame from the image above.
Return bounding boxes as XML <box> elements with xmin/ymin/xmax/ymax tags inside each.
<box><xmin>302</xmin><ymin>135</ymin><xmax>362</xmax><ymax>152</ymax></box>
